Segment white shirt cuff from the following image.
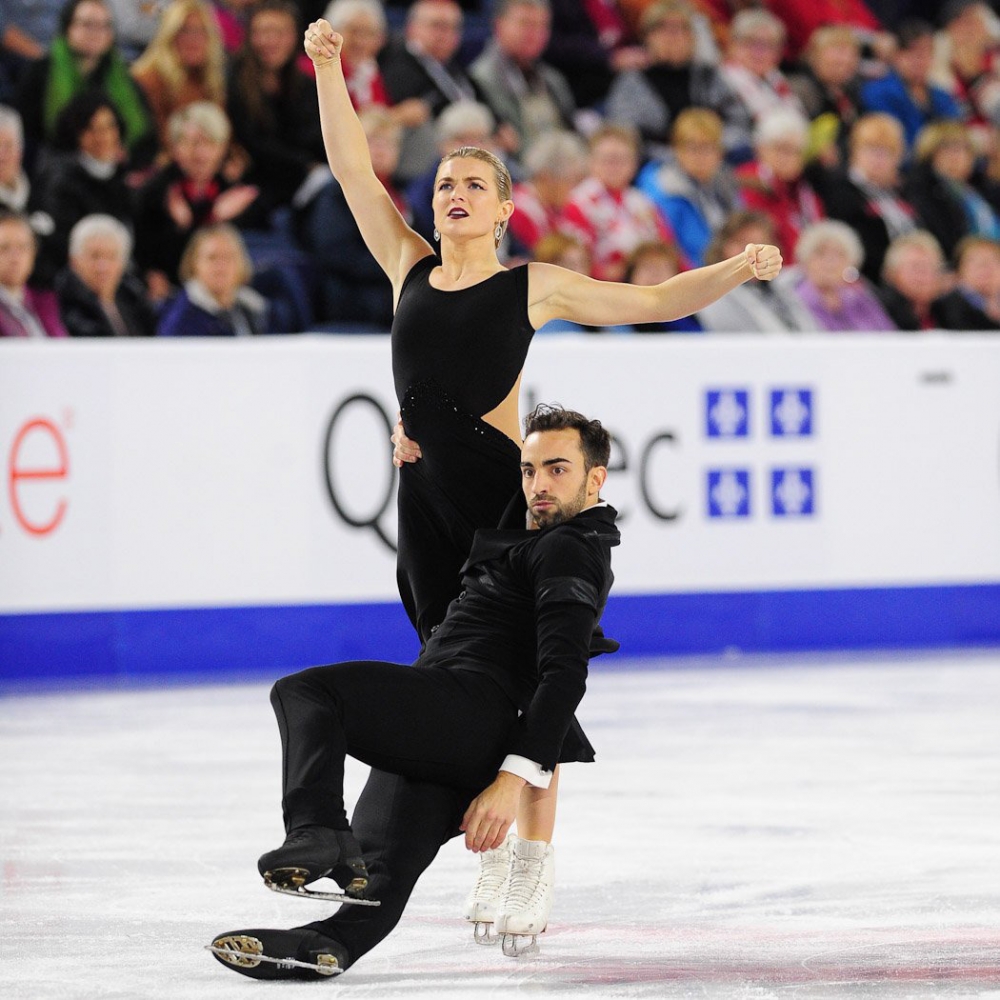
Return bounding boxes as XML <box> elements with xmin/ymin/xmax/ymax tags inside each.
<box><xmin>500</xmin><ymin>754</ymin><xmax>553</xmax><ymax>789</ymax></box>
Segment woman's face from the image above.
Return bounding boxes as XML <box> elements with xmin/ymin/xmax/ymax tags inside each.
<box><xmin>0</xmin><ymin>219</ymin><xmax>36</xmax><ymax>290</ymax></box>
<box><xmin>630</xmin><ymin>250</ymin><xmax>678</xmax><ymax>285</ymax></box>
<box><xmin>801</xmin><ymin>238</ymin><xmax>851</xmax><ymax>291</ymax></box>
<box><xmin>66</xmin><ymin>1</ymin><xmax>115</xmax><ymax>62</ymax></box>
<box><xmin>674</xmin><ymin>135</ymin><xmax>723</xmax><ymax>184</ymax></box>
<box><xmin>932</xmin><ymin>140</ymin><xmax>975</xmax><ymax>182</ymax></box>
<box><xmin>172</xmin><ymin>123</ymin><xmax>226</xmax><ymax>182</ymax></box>
<box><xmin>759</xmin><ymin>137</ymin><xmax>806</xmax><ymax>183</ymax></box>
<box><xmin>432</xmin><ymin>156</ymin><xmax>509</xmax><ymax>244</ymax></box>
<box><xmin>730</xmin><ymin>29</ymin><xmax>783</xmax><ymax>78</ymax></box>
<box><xmin>339</xmin><ymin>12</ymin><xmax>385</xmax><ymax>64</ymax></box>
<box><xmin>194</xmin><ymin>232</ymin><xmax>244</xmax><ymax>299</ymax></box>
<box><xmin>175</xmin><ymin>11</ymin><xmax>211</xmax><ymax>69</ymax></box>
<box><xmin>590</xmin><ymin>136</ymin><xmax>637</xmax><ymax>192</ymax></box>
<box><xmin>250</xmin><ymin>10</ymin><xmax>298</xmax><ymax>71</ymax></box>
<box><xmin>851</xmin><ymin>136</ymin><xmax>902</xmax><ymax>188</ymax></box>
<box><xmin>367</xmin><ymin>127</ymin><xmax>400</xmax><ymax>178</ymax></box>
<box><xmin>72</xmin><ymin>233</ymin><xmax>126</xmax><ymax>300</ymax></box>
<box><xmin>811</xmin><ymin>40</ymin><xmax>859</xmax><ymax>88</ymax></box>
<box><xmin>0</xmin><ymin>127</ymin><xmax>22</xmax><ymax>187</ymax></box>
<box><xmin>958</xmin><ymin>244</ymin><xmax>1000</xmax><ymax>296</ymax></box>
<box><xmin>724</xmin><ymin>224</ymin><xmax>772</xmax><ymax>260</ymax></box>
<box><xmin>556</xmin><ymin>243</ymin><xmax>591</xmax><ymax>274</ymax></box>
<box><xmin>79</xmin><ymin>106</ymin><xmax>122</xmax><ymax>163</ymax></box>
<box><xmin>895</xmin><ymin>36</ymin><xmax>934</xmax><ymax>87</ymax></box>
<box><xmin>887</xmin><ymin>246</ymin><xmax>942</xmax><ymax>306</ymax></box>
<box><xmin>645</xmin><ymin>16</ymin><xmax>695</xmax><ymax>65</ymax></box>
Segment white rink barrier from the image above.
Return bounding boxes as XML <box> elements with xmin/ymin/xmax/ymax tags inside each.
<box><xmin>2</xmin><ymin>334</ymin><xmax>998</xmax><ymax>685</ymax></box>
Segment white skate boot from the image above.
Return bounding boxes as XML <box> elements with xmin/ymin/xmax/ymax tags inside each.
<box><xmin>462</xmin><ymin>834</ymin><xmax>512</xmax><ymax>944</ymax></box>
<box><xmin>493</xmin><ymin>837</ymin><xmax>554</xmax><ymax>958</ymax></box>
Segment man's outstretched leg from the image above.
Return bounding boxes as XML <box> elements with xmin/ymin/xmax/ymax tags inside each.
<box><xmin>210</xmin><ymin>769</ymin><xmax>469</xmax><ymax>979</ymax></box>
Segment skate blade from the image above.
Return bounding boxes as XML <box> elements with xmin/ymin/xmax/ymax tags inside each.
<box><xmin>501</xmin><ymin>932</ymin><xmax>542</xmax><ymax>958</ymax></box>
<box><xmin>265</xmin><ymin>880</ymin><xmax>381</xmax><ymax>906</ymax></box>
<box><xmin>471</xmin><ymin>920</ymin><xmax>499</xmax><ymax>945</ymax></box>
<box><xmin>206</xmin><ymin>937</ymin><xmax>342</xmax><ymax>977</ymax></box>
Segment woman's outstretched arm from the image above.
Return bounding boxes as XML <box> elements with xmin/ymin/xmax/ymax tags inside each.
<box><xmin>305</xmin><ymin>20</ymin><xmax>432</xmax><ymax>291</ymax></box>
<box><xmin>527</xmin><ymin>244</ymin><xmax>783</xmax><ymax>329</ymax></box>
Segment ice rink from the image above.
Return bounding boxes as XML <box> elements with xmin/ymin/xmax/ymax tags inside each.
<box><xmin>3</xmin><ymin>650</ymin><xmax>999</xmax><ymax>1000</ymax></box>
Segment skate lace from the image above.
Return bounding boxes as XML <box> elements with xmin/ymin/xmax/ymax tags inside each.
<box><xmin>504</xmin><ymin>855</ymin><xmax>546</xmax><ymax>910</ymax></box>
<box><xmin>471</xmin><ymin>848</ymin><xmax>510</xmax><ymax>901</ymax></box>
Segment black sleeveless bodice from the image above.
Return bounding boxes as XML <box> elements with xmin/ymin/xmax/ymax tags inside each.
<box><xmin>391</xmin><ymin>255</ymin><xmax>534</xmax><ymax>416</ymax></box>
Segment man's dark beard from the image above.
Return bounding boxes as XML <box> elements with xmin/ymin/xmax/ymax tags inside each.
<box><xmin>528</xmin><ymin>481</ymin><xmax>588</xmax><ymax>529</ymax></box>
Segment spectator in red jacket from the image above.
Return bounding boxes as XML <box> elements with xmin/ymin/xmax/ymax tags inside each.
<box><xmin>508</xmin><ymin>129</ymin><xmax>588</xmax><ymax>255</ymax></box>
<box><xmin>735</xmin><ymin>109</ymin><xmax>825</xmax><ymax>265</ymax></box>
<box><xmin>559</xmin><ymin>122</ymin><xmax>673</xmax><ymax>281</ymax></box>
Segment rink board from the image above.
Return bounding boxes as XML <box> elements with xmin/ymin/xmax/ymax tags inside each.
<box><xmin>2</xmin><ymin>335</ymin><xmax>999</xmax><ymax>685</ymax></box>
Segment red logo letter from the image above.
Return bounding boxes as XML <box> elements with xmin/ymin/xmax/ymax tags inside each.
<box><xmin>9</xmin><ymin>418</ymin><xmax>70</xmax><ymax>536</ymax></box>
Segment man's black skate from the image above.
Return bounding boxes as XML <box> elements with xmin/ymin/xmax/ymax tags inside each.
<box><xmin>207</xmin><ymin>927</ymin><xmax>348</xmax><ymax>980</ymax></box>
<box><xmin>257</xmin><ymin>826</ymin><xmax>373</xmax><ymax>901</ymax></box>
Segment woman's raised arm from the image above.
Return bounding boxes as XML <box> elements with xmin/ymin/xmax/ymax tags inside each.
<box><xmin>305</xmin><ymin>20</ymin><xmax>432</xmax><ymax>292</ymax></box>
<box><xmin>526</xmin><ymin>245</ymin><xmax>783</xmax><ymax>329</ymax></box>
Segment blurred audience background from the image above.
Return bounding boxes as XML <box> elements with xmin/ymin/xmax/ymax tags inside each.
<box><xmin>2</xmin><ymin>0</ymin><xmax>1000</xmax><ymax>336</ymax></box>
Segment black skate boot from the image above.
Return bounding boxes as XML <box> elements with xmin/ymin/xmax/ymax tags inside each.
<box><xmin>208</xmin><ymin>927</ymin><xmax>349</xmax><ymax>980</ymax></box>
<box><xmin>258</xmin><ymin>826</ymin><xmax>370</xmax><ymax>898</ymax></box>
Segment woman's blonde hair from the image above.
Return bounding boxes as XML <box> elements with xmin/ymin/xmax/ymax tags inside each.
<box><xmin>436</xmin><ymin>146</ymin><xmax>513</xmax><ymax>246</ymax></box>
<box><xmin>881</xmin><ymin>230</ymin><xmax>945</xmax><ymax>280</ymax></box>
<box><xmin>639</xmin><ymin>0</ymin><xmax>693</xmax><ymax>40</ymax></box>
<box><xmin>671</xmin><ymin>107</ymin><xmax>723</xmax><ymax>146</ymax></box>
<box><xmin>804</xmin><ymin>25</ymin><xmax>860</xmax><ymax>62</ymax></box>
<box><xmin>131</xmin><ymin>0</ymin><xmax>226</xmax><ymax>105</ymax></box>
<box><xmin>533</xmin><ymin>231</ymin><xmax>590</xmax><ymax>267</ymax></box>
<box><xmin>179</xmin><ymin>223</ymin><xmax>253</xmax><ymax>285</ymax></box>
<box><xmin>913</xmin><ymin>120</ymin><xmax>974</xmax><ymax>163</ymax></box>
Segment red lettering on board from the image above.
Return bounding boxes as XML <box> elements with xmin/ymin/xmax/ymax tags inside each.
<box><xmin>8</xmin><ymin>418</ymin><xmax>69</xmax><ymax>536</ymax></box>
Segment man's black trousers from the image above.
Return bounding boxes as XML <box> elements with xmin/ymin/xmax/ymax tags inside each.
<box><xmin>267</xmin><ymin>660</ymin><xmax>520</xmax><ymax>968</ymax></box>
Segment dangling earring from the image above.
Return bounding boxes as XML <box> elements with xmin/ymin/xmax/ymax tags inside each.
<box><xmin>494</xmin><ymin>223</ymin><xmax>503</xmax><ymax>243</ymax></box>
<box><xmin>433</xmin><ymin>227</ymin><xmax>440</xmax><ymax>242</ymax></box>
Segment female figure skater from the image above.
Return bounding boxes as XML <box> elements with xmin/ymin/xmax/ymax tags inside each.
<box><xmin>303</xmin><ymin>16</ymin><xmax>782</xmax><ymax>947</ymax></box>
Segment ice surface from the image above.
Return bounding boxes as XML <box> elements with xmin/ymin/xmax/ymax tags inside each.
<box><xmin>2</xmin><ymin>651</ymin><xmax>999</xmax><ymax>999</ymax></box>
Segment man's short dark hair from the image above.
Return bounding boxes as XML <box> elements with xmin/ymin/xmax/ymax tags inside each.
<box><xmin>895</xmin><ymin>18</ymin><xmax>934</xmax><ymax>49</ymax></box>
<box><xmin>523</xmin><ymin>404</ymin><xmax>611</xmax><ymax>471</ymax></box>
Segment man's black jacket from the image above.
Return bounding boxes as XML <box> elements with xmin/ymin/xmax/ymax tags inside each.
<box><xmin>418</xmin><ymin>504</ymin><xmax>620</xmax><ymax>771</ymax></box>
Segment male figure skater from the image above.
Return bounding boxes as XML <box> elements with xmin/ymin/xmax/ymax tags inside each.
<box><xmin>208</xmin><ymin>404</ymin><xmax>619</xmax><ymax>980</ymax></box>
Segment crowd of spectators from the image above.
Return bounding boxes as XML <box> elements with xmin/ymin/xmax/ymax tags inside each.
<box><xmin>3</xmin><ymin>0</ymin><xmax>1000</xmax><ymax>337</ymax></box>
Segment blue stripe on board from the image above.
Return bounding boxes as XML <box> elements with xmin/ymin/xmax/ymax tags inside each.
<box><xmin>2</xmin><ymin>584</ymin><xmax>998</xmax><ymax>691</ymax></box>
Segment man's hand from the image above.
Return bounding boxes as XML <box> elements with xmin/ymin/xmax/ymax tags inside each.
<box><xmin>391</xmin><ymin>415</ymin><xmax>422</xmax><ymax>468</ymax></box>
<box><xmin>460</xmin><ymin>772</ymin><xmax>526</xmax><ymax>852</ymax></box>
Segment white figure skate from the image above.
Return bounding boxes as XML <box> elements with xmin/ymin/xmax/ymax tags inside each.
<box><xmin>493</xmin><ymin>837</ymin><xmax>554</xmax><ymax>958</ymax></box>
<box><xmin>462</xmin><ymin>834</ymin><xmax>512</xmax><ymax>945</ymax></box>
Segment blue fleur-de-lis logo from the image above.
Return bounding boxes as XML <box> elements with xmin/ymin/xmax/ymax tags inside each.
<box><xmin>706</xmin><ymin>389</ymin><xmax>750</xmax><ymax>438</ymax></box>
<box><xmin>707</xmin><ymin>469</ymin><xmax>751</xmax><ymax>518</ymax></box>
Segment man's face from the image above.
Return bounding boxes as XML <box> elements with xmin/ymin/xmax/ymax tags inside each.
<box><xmin>520</xmin><ymin>427</ymin><xmax>599</xmax><ymax>529</ymax></box>
<box><xmin>410</xmin><ymin>1</ymin><xmax>463</xmax><ymax>63</ymax></box>
<box><xmin>495</xmin><ymin>3</ymin><xmax>551</xmax><ymax>65</ymax></box>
